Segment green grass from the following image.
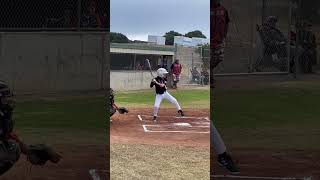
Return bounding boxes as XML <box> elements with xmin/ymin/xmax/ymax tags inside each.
<box><xmin>115</xmin><ymin>89</ymin><xmax>209</xmax><ymax>109</ymax></box>
<box><xmin>213</xmin><ymin>86</ymin><xmax>320</xmax><ymax>151</ymax></box>
<box><xmin>12</xmin><ymin>95</ymin><xmax>108</xmax><ymax>145</ymax></box>
<box><xmin>15</xmin><ymin>96</ymin><xmax>106</xmax><ymax>130</ymax></box>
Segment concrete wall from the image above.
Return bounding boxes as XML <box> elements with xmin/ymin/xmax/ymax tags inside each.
<box><xmin>0</xmin><ymin>32</ymin><xmax>108</xmax><ymax>94</ymax></box>
<box><xmin>110</xmin><ymin>71</ymin><xmax>155</xmax><ymax>91</ymax></box>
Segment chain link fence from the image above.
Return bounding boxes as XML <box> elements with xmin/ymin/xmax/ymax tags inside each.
<box><xmin>214</xmin><ymin>0</ymin><xmax>294</xmax><ymax>75</ymax></box>
<box><xmin>0</xmin><ymin>0</ymin><xmax>109</xmax><ymax>31</ymax></box>
<box><xmin>110</xmin><ymin>44</ymin><xmax>210</xmax><ymax>90</ymax></box>
<box><xmin>175</xmin><ymin>45</ymin><xmax>210</xmax><ymax>86</ymax></box>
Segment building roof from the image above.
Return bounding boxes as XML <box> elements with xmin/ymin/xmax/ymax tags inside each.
<box><xmin>111</xmin><ymin>43</ymin><xmax>175</xmax><ymax>52</ymax></box>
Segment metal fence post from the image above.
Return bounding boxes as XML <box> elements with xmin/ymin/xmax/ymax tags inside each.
<box><xmin>287</xmin><ymin>0</ymin><xmax>292</xmax><ymax>74</ymax></box>
<box><xmin>77</xmin><ymin>0</ymin><xmax>82</xmax><ymax>30</ymax></box>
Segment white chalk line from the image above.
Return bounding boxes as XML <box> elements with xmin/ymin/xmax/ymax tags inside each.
<box><xmin>138</xmin><ymin>114</ymin><xmax>209</xmax><ymax>133</ymax></box>
<box><xmin>142</xmin><ymin>124</ymin><xmax>209</xmax><ymax>134</ymax></box>
<box><xmin>173</xmin><ymin>122</ymin><xmax>192</xmax><ymax>127</ymax></box>
<box><xmin>193</xmin><ymin>121</ymin><xmax>210</xmax><ymax>125</ymax></box>
<box><xmin>142</xmin><ymin>125</ymin><xmax>150</xmax><ymax>132</ymax></box>
<box><xmin>212</xmin><ymin>175</ymin><xmax>312</xmax><ymax>180</ymax></box>
<box><xmin>144</xmin><ymin>124</ymin><xmax>209</xmax><ymax>128</ymax></box>
<box><xmin>140</xmin><ymin>114</ymin><xmax>208</xmax><ymax>120</ymax></box>
<box><xmin>137</xmin><ymin>114</ymin><xmax>143</xmax><ymax>121</ymax></box>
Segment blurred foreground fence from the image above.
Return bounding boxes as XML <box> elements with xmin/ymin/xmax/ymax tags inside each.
<box><xmin>214</xmin><ymin>0</ymin><xmax>299</xmax><ymax>75</ymax></box>
<box><xmin>0</xmin><ymin>0</ymin><xmax>109</xmax><ymax>31</ymax></box>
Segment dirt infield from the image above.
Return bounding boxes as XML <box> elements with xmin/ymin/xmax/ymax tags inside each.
<box><xmin>110</xmin><ymin>108</ymin><xmax>210</xmax><ymax>147</ymax></box>
<box><xmin>211</xmin><ymin>149</ymin><xmax>320</xmax><ymax>180</ymax></box>
<box><xmin>110</xmin><ymin>108</ymin><xmax>210</xmax><ymax>179</ymax></box>
<box><xmin>1</xmin><ymin>144</ymin><xmax>108</xmax><ymax>180</ymax></box>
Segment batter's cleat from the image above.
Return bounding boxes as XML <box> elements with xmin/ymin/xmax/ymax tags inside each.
<box><xmin>178</xmin><ymin>110</ymin><xmax>184</xmax><ymax>117</ymax></box>
<box><xmin>153</xmin><ymin>116</ymin><xmax>157</xmax><ymax>122</ymax></box>
<box><xmin>217</xmin><ymin>152</ymin><xmax>240</xmax><ymax>175</ymax></box>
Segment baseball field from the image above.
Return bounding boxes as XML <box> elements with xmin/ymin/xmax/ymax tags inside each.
<box><xmin>211</xmin><ymin>75</ymin><xmax>320</xmax><ymax>180</ymax></box>
<box><xmin>1</xmin><ymin>93</ymin><xmax>108</xmax><ymax>180</ymax></box>
<box><xmin>110</xmin><ymin>87</ymin><xmax>210</xmax><ymax>179</ymax></box>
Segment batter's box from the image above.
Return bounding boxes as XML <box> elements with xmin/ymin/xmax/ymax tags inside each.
<box><xmin>142</xmin><ymin>123</ymin><xmax>209</xmax><ymax>133</ymax></box>
<box><xmin>138</xmin><ymin>115</ymin><xmax>210</xmax><ymax>125</ymax></box>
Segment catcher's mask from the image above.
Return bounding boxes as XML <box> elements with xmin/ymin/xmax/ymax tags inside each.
<box><xmin>0</xmin><ymin>81</ymin><xmax>15</xmax><ymax>110</ymax></box>
<box><xmin>157</xmin><ymin>68</ymin><xmax>169</xmax><ymax>78</ymax></box>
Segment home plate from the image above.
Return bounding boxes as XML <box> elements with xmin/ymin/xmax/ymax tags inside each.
<box><xmin>173</xmin><ymin>123</ymin><xmax>192</xmax><ymax>127</ymax></box>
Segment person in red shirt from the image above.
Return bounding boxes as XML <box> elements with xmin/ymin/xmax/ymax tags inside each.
<box><xmin>170</xmin><ymin>59</ymin><xmax>182</xmax><ymax>89</ymax></box>
<box><xmin>211</xmin><ymin>0</ymin><xmax>230</xmax><ymax>70</ymax></box>
<box><xmin>210</xmin><ymin>0</ymin><xmax>239</xmax><ymax>175</ymax></box>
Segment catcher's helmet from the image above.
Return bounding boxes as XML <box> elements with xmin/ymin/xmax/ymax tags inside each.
<box><xmin>157</xmin><ymin>68</ymin><xmax>169</xmax><ymax>78</ymax></box>
<box><xmin>0</xmin><ymin>81</ymin><xmax>11</xmax><ymax>98</ymax></box>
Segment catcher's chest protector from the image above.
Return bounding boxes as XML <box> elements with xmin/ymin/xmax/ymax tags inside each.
<box><xmin>110</xmin><ymin>105</ymin><xmax>116</xmax><ymax>117</ymax></box>
<box><xmin>0</xmin><ymin>109</ymin><xmax>14</xmax><ymax>139</ymax></box>
<box><xmin>109</xmin><ymin>93</ymin><xmax>116</xmax><ymax>117</ymax></box>
<box><xmin>0</xmin><ymin>140</ymin><xmax>21</xmax><ymax>175</ymax></box>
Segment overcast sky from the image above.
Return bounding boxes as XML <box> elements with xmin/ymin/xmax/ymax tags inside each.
<box><xmin>110</xmin><ymin>0</ymin><xmax>210</xmax><ymax>41</ymax></box>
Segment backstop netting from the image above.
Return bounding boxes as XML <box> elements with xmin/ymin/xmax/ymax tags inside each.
<box><xmin>214</xmin><ymin>0</ymin><xmax>294</xmax><ymax>75</ymax></box>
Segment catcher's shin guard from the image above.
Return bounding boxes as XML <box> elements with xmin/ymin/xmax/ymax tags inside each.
<box><xmin>0</xmin><ymin>140</ymin><xmax>21</xmax><ymax>175</ymax></box>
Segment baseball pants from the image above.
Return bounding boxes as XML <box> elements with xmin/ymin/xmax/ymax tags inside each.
<box><xmin>153</xmin><ymin>91</ymin><xmax>181</xmax><ymax>116</ymax></box>
<box><xmin>211</xmin><ymin>121</ymin><xmax>227</xmax><ymax>155</ymax></box>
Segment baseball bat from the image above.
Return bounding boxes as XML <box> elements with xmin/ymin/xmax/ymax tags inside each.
<box><xmin>146</xmin><ymin>59</ymin><xmax>155</xmax><ymax>78</ymax></box>
<box><xmin>145</xmin><ymin>59</ymin><xmax>165</xmax><ymax>88</ymax></box>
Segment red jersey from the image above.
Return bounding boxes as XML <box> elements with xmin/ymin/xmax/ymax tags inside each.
<box><xmin>210</xmin><ymin>4</ymin><xmax>230</xmax><ymax>48</ymax></box>
<box><xmin>171</xmin><ymin>63</ymin><xmax>182</xmax><ymax>75</ymax></box>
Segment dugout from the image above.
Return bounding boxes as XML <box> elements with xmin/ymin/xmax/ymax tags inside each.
<box><xmin>110</xmin><ymin>43</ymin><xmax>175</xmax><ymax>90</ymax></box>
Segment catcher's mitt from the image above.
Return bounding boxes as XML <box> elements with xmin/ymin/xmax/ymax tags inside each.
<box><xmin>27</xmin><ymin>144</ymin><xmax>61</xmax><ymax>165</ymax></box>
<box><xmin>117</xmin><ymin>107</ymin><xmax>129</xmax><ymax>114</ymax></box>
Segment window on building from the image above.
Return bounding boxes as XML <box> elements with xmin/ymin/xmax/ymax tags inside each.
<box><xmin>110</xmin><ymin>53</ymin><xmax>135</xmax><ymax>70</ymax></box>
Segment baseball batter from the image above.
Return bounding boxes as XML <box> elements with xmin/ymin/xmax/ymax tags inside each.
<box><xmin>150</xmin><ymin>68</ymin><xmax>184</xmax><ymax>121</ymax></box>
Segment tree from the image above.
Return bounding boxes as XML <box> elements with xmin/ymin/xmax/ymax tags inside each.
<box><xmin>185</xmin><ymin>30</ymin><xmax>207</xmax><ymax>39</ymax></box>
<box><xmin>163</xmin><ymin>31</ymin><xmax>183</xmax><ymax>45</ymax></box>
<box><xmin>110</xmin><ymin>32</ymin><xmax>130</xmax><ymax>43</ymax></box>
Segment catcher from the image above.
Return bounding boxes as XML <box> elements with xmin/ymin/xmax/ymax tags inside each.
<box><xmin>0</xmin><ymin>81</ymin><xmax>61</xmax><ymax>176</ymax></box>
<box><xmin>109</xmin><ymin>88</ymin><xmax>128</xmax><ymax>121</ymax></box>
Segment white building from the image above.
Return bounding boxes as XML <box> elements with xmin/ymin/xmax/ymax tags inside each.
<box><xmin>191</xmin><ymin>37</ymin><xmax>210</xmax><ymax>46</ymax></box>
<box><xmin>174</xmin><ymin>36</ymin><xmax>209</xmax><ymax>47</ymax></box>
<box><xmin>148</xmin><ymin>35</ymin><xmax>166</xmax><ymax>45</ymax></box>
